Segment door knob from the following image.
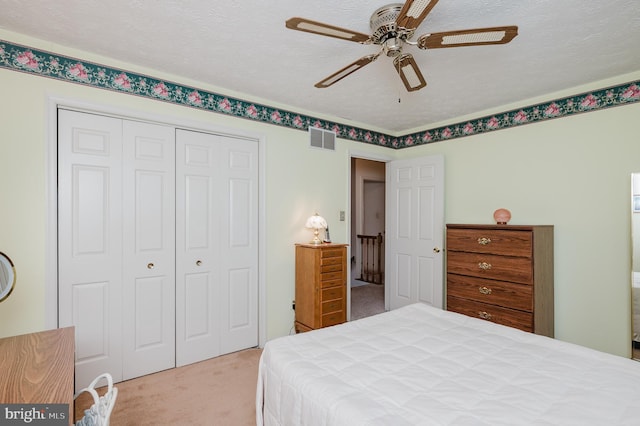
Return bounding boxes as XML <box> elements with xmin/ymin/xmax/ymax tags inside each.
<box><xmin>433</xmin><ymin>247</ymin><xmax>441</xmax><ymax>253</ymax></box>
<box><xmin>147</xmin><ymin>263</ymin><xmax>154</xmax><ymax>269</ymax></box>
<box><xmin>196</xmin><ymin>260</ymin><xmax>202</xmax><ymax>266</ymax></box>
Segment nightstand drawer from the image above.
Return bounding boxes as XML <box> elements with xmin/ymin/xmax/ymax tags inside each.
<box><xmin>447</xmin><ymin>228</ymin><xmax>532</xmax><ymax>257</ymax></box>
<box><xmin>447</xmin><ymin>274</ymin><xmax>533</xmax><ymax>312</ymax></box>
<box><xmin>447</xmin><ymin>296</ymin><xmax>533</xmax><ymax>332</ymax></box>
<box><xmin>447</xmin><ymin>251</ymin><xmax>533</xmax><ymax>284</ymax></box>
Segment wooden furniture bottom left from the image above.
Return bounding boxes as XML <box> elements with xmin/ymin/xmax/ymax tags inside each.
<box><xmin>0</xmin><ymin>327</ymin><xmax>75</xmax><ymax>424</ymax></box>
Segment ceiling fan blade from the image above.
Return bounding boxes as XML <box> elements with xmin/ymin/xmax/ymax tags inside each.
<box><xmin>286</xmin><ymin>17</ymin><xmax>371</xmax><ymax>44</ymax></box>
<box><xmin>393</xmin><ymin>54</ymin><xmax>427</xmax><ymax>92</ymax></box>
<box><xmin>396</xmin><ymin>0</ymin><xmax>440</xmax><ymax>30</ymax></box>
<box><xmin>418</xmin><ymin>26</ymin><xmax>518</xmax><ymax>49</ymax></box>
<box><xmin>315</xmin><ymin>54</ymin><xmax>379</xmax><ymax>88</ymax></box>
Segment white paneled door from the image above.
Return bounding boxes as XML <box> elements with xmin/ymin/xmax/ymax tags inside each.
<box><xmin>385</xmin><ymin>155</ymin><xmax>444</xmax><ymax>310</ymax></box>
<box><xmin>121</xmin><ymin>120</ymin><xmax>176</xmax><ymax>380</ymax></box>
<box><xmin>58</xmin><ymin>110</ymin><xmax>258</xmax><ymax>392</ymax></box>
<box><xmin>58</xmin><ymin>110</ymin><xmax>124</xmax><ymax>391</ymax></box>
<box><xmin>175</xmin><ymin>129</ymin><xmax>258</xmax><ymax>366</ymax></box>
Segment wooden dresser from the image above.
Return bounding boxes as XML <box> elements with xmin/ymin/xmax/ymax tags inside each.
<box><xmin>446</xmin><ymin>224</ymin><xmax>554</xmax><ymax>336</ymax></box>
<box><xmin>295</xmin><ymin>243</ymin><xmax>348</xmax><ymax>333</ymax></box>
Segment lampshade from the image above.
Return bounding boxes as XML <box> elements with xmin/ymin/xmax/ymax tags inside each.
<box><xmin>305</xmin><ymin>213</ymin><xmax>327</xmax><ymax>245</ymax></box>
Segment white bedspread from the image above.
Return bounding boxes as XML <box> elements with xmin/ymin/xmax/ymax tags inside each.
<box><xmin>257</xmin><ymin>303</ymin><xmax>640</xmax><ymax>425</ymax></box>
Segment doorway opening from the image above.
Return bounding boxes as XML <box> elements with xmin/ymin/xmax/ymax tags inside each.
<box><xmin>350</xmin><ymin>157</ymin><xmax>386</xmax><ymax>321</ymax></box>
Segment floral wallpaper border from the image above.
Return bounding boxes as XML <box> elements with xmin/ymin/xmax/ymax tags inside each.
<box><xmin>1</xmin><ymin>38</ymin><xmax>638</xmax><ymax>149</ymax></box>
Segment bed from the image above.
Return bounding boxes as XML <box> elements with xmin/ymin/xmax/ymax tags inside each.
<box><xmin>257</xmin><ymin>303</ymin><xmax>640</xmax><ymax>425</ymax></box>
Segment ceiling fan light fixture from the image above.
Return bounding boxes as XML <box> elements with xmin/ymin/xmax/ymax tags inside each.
<box><xmin>383</xmin><ymin>37</ymin><xmax>403</xmax><ymax>57</ymax></box>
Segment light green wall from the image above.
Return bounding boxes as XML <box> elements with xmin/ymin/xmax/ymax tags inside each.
<box><xmin>0</xmin><ymin>29</ymin><xmax>639</xmax><ymax>357</ymax></box>
<box><xmin>397</xmin><ymin>103</ymin><xmax>640</xmax><ymax>356</ymax></box>
<box><xmin>0</xmin><ymin>29</ymin><xmax>392</xmax><ymax>344</ymax></box>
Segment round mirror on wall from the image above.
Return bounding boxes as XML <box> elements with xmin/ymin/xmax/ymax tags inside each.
<box><xmin>0</xmin><ymin>251</ymin><xmax>16</xmax><ymax>302</ymax></box>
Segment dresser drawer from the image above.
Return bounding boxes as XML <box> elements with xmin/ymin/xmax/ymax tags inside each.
<box><xmin>321</xmin><ymin>248</ymin><xmax>345</xmax><ymax>259</ymax></box>
<box><xmin>321</xmin><ymin>262</ymin><xmax>343</xmax><ymax>274</ymax></box>
<box><xmin>321</xmin><ymin>310</ymin><xmax>345</xmax><ymax>327</ymax></box>
<box><xmin>321</xmin><ymin>255</ymin><xmax>343</xmax><ymax>267</ymax></box>
<box><xmin>321</xmin><ymin>298</ymin><xmax>343</xmax><ymax>314</ymax></box>
<box><xmin>447</xmin><ymin>296</ymin><xmax>533</xmax><ymax>332</ymax></box>
<box><xmin>320</xmin><ymin>272</ymin><xmax>344</xmax><ymax>288</ymax></box>
<box><xmin>447</xmin><ymin>251</ymin><xmax>533</xmax><ymax>284</ymax></box>
<box><xmin>447</xmin><ymin>274</ymin><xmax>533</xmax><ymax>312</ymax></box>
<box><xmin>447</xmin><ymin>228</ymin><xmax>532</xmax><ymax>257</ymax></box>
<box><xmin>321</xmin><ymin>286</ymin><xmax>344</xmax><ymax>302</ymax></box>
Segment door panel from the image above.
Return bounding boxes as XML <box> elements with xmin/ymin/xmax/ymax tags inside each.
<box><xmin>219</xmin><ymin>141</ymin><xmax>259</xmax><ymax>354</ymax></box>
<box><xmin>175</xmin><ymin>129</ymin><xmax>220</xmax><ymax>367</ymax></box>
<box><xmin>58</xmin><ymin>109</ymin><xmax>123</xmax><ymax>392</ymax></box>
<box><xmin>228</xmin><ymin>268</ymin><xmax>252</xmax><ymax>329</ymax></box>
<box><xmin>176</xmin><ymin>129</ymin><xmax>258</xmax><ymax>363</ymax></box>
<box><xmin>184</xmin><ymin>272</ymin><xmax>212</xmax><ymax>338</ymax></box>
<box><xmin>72</xmin><ymin>281</ymin><xmax>108</xmax><ymax>360</ymax></box>
<box><xmin>122</xmin><ymin>120</ymin><xmax>176</xmax><ymax>380</ymax></box>
<box><xmin>386</xmin><ymin>155</ymin><xmax>444</xmax><ymax>310</ymax></box>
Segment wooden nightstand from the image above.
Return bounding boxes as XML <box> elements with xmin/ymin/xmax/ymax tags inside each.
<box><xmin>294</xmin><ymin>243</ymin><xmax>348</xmax><ymax>333</ymax></box>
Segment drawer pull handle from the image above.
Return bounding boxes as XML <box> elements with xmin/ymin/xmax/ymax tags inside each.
<box><xmin>478</xmin><ymin>311</ymin><xmax>492</xmax><ymax>320</ymax></box>
<box><xmin>477</xmin><ymin>237</ymin><xmax>492</xmax><ymax>245</ymax></box>
<box><xmin>478</xmin><ymin>262</ymin><xmax>492</xmax><ymax>270</ymax></box>
<box><xmin>479</xmin><ymin>286</ymin><xmax>492</xmax><ymax>295</ymax></box>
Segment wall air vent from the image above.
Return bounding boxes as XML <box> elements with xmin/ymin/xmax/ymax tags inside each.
<box><xmin>309</xmin><ymin>127</ymin><xmax>336</xmax><ymax>151</ymax></box>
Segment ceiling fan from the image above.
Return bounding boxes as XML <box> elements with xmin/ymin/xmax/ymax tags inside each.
<box><xmin>285</xmin><ymin>0</ymin><xmax>518</xmax><ymax>92</ymax></box>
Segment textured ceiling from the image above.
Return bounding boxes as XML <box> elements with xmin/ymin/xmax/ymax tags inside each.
<box><xmin>0</xmin><ymin>0</ymin><xmax>638</xmax><ymax>133</ymax></box>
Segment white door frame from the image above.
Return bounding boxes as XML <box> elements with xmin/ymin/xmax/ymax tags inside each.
<box><xmin>44</xmin><ymin>95</ymin><xmax>267</xmax><ymax>348</ymax></box>
<box><xmin>347</xmin><ymin>150</ymin><xmax>394</xmax><ymax>319</ymax></box>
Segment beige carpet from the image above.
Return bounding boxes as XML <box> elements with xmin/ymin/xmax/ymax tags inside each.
<box><xmin>350</xmin><ymin>283</ymin><xmax>385</xmax><ymax>320</ymax></box>
<box><xmin>76</xmin><ymin>348</ymin><xmax>262</xmax><ymax>426</ymax></box>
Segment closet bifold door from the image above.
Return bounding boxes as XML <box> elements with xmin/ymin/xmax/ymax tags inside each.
<box><xmin>121</xmin><ymin>120</ymin><xmax>176</xmax><ymax>380</ymax></box>
<box><xmin>58</xmin><ymin>110</ymin><xmax>176</xmax><ymax>391</ymax></box>
<box><xmin>58</xmin><ymin>110</ymin><xmax>124</xmax><ymax>392</ymax></box>
<box><xmin>175</xmin><ymin>129</ymin><xmax>258</xmax><ymax>367</ymax></box>
<box><xmin>59</xmin><ymin>110</ymin><xmax>259</xmax><ymax>389</ymax></box>
<box><xmin>175</xmin><ymin>129</ymin><xmax>221</xmax><ymax>366</ymax></box>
